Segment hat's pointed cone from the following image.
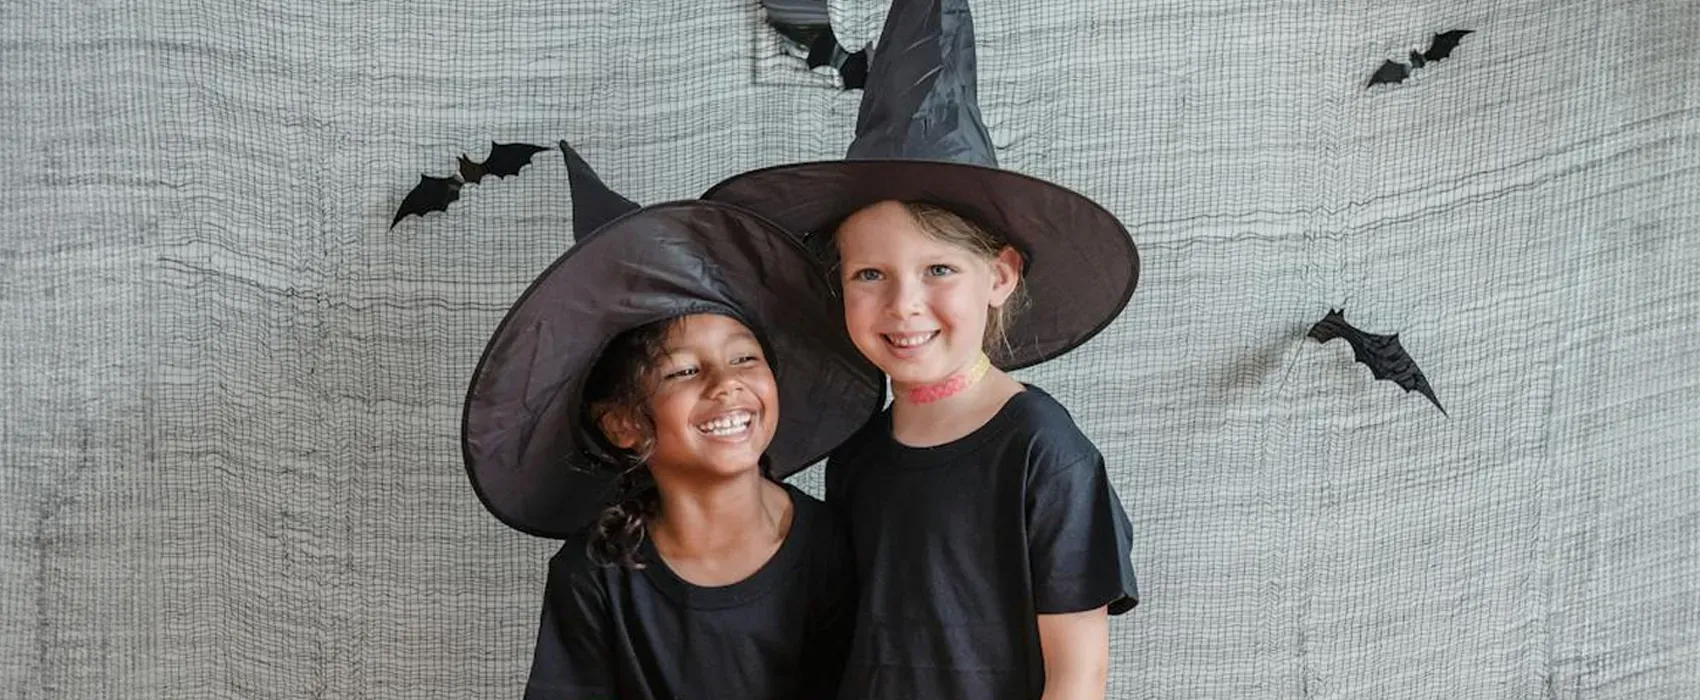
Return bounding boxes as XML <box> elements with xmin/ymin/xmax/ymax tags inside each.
<box><xmin>845</xmin><ymin>0</ymin><xmax>996</xmax><ymax>167</ymax></box>
<box><xmin>561</xmin><ymin>140</ymin><xmax>640</xmax><ymax>238</ymax></box>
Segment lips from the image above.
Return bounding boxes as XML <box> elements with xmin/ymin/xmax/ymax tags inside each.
<box><xmin>694</xmin><ymin>409</ymin><xmax>755</xmax><ymax>438</ymax></box>
<box><xmin>882</xmin><ymin>331</ymin><xmax>938</xmax><ymax>349</ymax></box>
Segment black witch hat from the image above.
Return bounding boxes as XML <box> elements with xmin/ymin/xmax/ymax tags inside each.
<box><xmin>704</xmin><ymin>0</ymin><xmax>1138</xmax><ymax>369</ymax></box>
<box><xmin>461</xmin><ymin>143</ymin><xmax>885</xmax><ymax>538</ymax></box>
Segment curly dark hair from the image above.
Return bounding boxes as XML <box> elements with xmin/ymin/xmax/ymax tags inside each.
<box><xmin>579</xmin><ymin>318</ymin><xmax>675</xmax><ymax>569</ymax></box>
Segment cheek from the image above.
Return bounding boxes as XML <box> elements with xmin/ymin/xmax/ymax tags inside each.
<box><xmin>931</xmin><ymin>281</ymin><xmax>990</xmax><ymax>328</ymax></box>
<box><xmin>750</xmin><ymin>365</ymin><xmax>780</xmax><ymax>402</ymax></box>
<box><xmin>754</xmin><ymin>372</ymin><xmax>781</xmax><ymax>424</ymax></box>
<box><xmin>646</xmin><ymin>391</ymin><xmax>692</xmax><ymax>437</ymax></box>
<box><xmin>840</xmin><ymin>292</ymin><xmax>880</xmax><ymax>332</ymax></box>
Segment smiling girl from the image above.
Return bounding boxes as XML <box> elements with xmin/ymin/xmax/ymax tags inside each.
<box><xmin>462</xmin><ymin>145</ymin><xmax>884</xmax><ymax>700</ymax></box>
<box><xmin>525</xmin><ymin>312</ymin><xmax>856</xmax><ymax>700</ymax></box>
<box><xmin>701</xmin><ymin>0</ymin><xmax>1141</xmax><ymax>696</ymax></box>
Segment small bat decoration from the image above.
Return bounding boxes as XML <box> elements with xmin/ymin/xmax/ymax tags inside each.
<box><xmin>391</xmin><ymin>142</ymin><xmax>551</xmax><ymax>227</ymax></box>
<box><xmin>1307</xmin><ymin>309</ymin><xmax>1445</xmax><ymax>414</ymax></box>
<box><xmin>1366</xmin><ymin>29</ymin><xmax>1473</xmax><ymax>87</ymax></box>
<box><xmin>768</xmin><ymin>21</ymin><xmax>869</xmax><ymax>90</ymax></box>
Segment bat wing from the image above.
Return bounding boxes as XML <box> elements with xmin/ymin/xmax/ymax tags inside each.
<box><xmin>1366</xmin><ymin>59</ymin><xmax>1410</xmax><ymax>87</ymax></box>
<box><xmin>391</xmin><ymin>175</ymin><xmax>462</xmax><ymax>228</ymax></box>
<box><xmin>768</xmin><ymin>21</ymin><xmax>825</xmax><ymax>52</ymax></box>
<box><xmin>765</xmin><ymin>13</ymin><xmax>866</xmax><ymax>89</ymax></box>
<box><xmin>839</xmin><ymin>48</ymin><xmax>869</xmax><ymax>90</ymax></box>
<box><xmin>479</xmin><ymin>142</ymin><xmax>550</xmax><ymax>179</ymax></box>
<box><xmin>1307</xmin><ymin>309</ymin><xmax>1445</xmax><ymax>414</ymax></box>
<box><xmin>804</xmin><ymin>27</ymin><xmax>838</xmax><ymax>69</ymax></box>
<box><xmin>1422</xmin><ymin>29</ymin><xmax>1473</xmax><ymax>63</ymax></box>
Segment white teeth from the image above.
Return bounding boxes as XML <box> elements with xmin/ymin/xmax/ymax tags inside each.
<box><xmin>695</xmin><ymin>410</ymin><xmax>753</xmax><ymax>436</ymax></box>
<box><xmin>887</xmin><ymin>332</ymin><xmax>935</xmax><ymax>348</ymax></box>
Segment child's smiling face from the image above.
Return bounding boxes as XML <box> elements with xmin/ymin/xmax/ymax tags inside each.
<box><xmin>603</xmin><ymin>314</ymin><xmax>779</xmax><ymax>480</ymax></box>
<box><xmin>834</xmin><ymin>201</ymin><xmax>1019</xmax><ymax>387</ymax></box>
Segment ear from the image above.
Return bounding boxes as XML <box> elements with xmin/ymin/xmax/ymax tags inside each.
<box><xmin>596</xmin><ymin>407</ymin><xmax>645</xmax><ymax>451</ymax></box>
<box><xmin>987</xmin><ymin>245</ymin><xmax>1024</xmax><ymax>308</ymax></box>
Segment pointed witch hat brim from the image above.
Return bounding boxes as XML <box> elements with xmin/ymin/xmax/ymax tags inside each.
<box><xmin>461</xmin><ymin>143</ymin><xmax>885</xmax><ymax>539</ymax></box>
<box><xmin>704</xmin><ymin>0</ymin><xmax>1137</xmax><ymax>369</ymax></box>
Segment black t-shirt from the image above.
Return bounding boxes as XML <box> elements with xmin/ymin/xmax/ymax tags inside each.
<box><xmin>824</xmin><ymin>386</ymin><xmax>1138</xmax><ymax>700</ymax></box>
<box><xmin>523</xmin><ymin>483</ymin><xmax>857</xmax><ymax>700</ymax></box>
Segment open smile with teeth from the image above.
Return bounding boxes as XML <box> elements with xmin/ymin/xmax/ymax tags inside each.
<box><xmin>695</xmin><ymin>409</ymin><xmax>755</xmax><ymax>437</ymax></box>
<box><xmin>884</xmin><ymin>331</ymin><xmax>938</xmax><ymax>348</ymax></box>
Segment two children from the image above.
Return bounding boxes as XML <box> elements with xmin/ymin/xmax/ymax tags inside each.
<box><xmin>462</xmin><ymin>0</ymin><xmax>1139</xmax><ymax>697</ymax></box>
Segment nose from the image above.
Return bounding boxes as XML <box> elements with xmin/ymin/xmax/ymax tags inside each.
<box><xmin>703</xmin><ymin>365</ymin><xmax>746</xmax><ymax>399</ymax></box>
<box><xmin>884</xmin><ymin>276</ymin><xmax>923</xmax><ymax>319</ymax></box>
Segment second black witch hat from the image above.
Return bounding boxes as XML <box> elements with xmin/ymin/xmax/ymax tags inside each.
<box><xmin>704</xmin><ymin>0</ymin><xmax>1138</xmax><ymax>369</ymax></box>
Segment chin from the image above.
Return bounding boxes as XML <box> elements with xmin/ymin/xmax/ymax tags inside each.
<box><xmin>879</xmin><ymin>350</ymin><xmax>969</xmax><ymax>387</ymax></box>
<box><xmin>883</xmin><ymin>365</ymin><xmax>947</xmax><ymax>387</ymax></box>
<box><xmin>697</xmin><ymin>440</ymin><xmax>770</xmax><ymax>472</ymax></box>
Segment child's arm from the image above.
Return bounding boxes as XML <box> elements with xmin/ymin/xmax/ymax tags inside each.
<box><xmin>1026</xmin><ymin>444</ymin><xmax>1136</xmax><ymax>698</ymax></box>
<box><xmin>1037</xmin><ymin>607</ymin><xmax>1109</xmax><ymax>700</ymax></box>
<box><xmin>523</xmin><ymin>550</ymin><xmax>618</xmax><ymax>699</ymax></box>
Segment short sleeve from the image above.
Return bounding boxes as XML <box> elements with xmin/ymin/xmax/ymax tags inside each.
<box><xmin>523</xmin><ymin>547</ymin><xmax>620</xmax><ymax>699</ymax></box>
<box><xmin>1026</xmin><ymin>449</ymin><xmax>1139</xmax><ymax>615</ymax></box>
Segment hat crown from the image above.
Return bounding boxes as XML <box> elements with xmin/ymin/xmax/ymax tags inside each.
<box><xmin>561</xmin><ymin>141</ymin><xmax>641</xmax><ymax>238</ymax></box>
<box><xmin>845</xmin><ymin>0</ymin><xmax>996</xmax><ymax>168</ymax></box>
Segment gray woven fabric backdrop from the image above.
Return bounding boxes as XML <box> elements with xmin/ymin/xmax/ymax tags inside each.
<box><xmin>3</xmin><ymin>0</ymin><xmax>1698</xmax><ymax>697</ymax></box>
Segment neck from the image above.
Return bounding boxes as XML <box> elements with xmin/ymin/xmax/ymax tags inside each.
<box><xmin>648</xmin><ymin>468</ymin><xmax>784</xmax><ymax>557</ymax></box>
<box><xmin>894</xmin><ymin>353</ymin><xmax>993</xmax><ymax>405</ymax></box>
<box><xmin>888</xmin><ymin>365</ymin><xmax>1024</xmax><ymax>447</ymax></box>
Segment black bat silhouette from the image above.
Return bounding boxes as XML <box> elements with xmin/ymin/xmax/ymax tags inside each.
<box><xmin>391</xmin><ymin>142</ymin><xmax>551</xmax><ymax>227</ymax></box>
<box><xmin>767</xmin><ymin>21</ymin><xmax>869</xmax><ymax>90</ymax></box>
<box><xmin>1307</xmin><ymin>309</ymin><xmax>1445</xmax><ymax>414</ymax></box>
<box><xmin>1366</xmin><ymin>29</ymin><xmax>1473</xmax><ymax>87</ymax></box>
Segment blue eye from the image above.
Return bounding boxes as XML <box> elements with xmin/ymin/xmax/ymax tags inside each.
<box><xmin>850</xmin><ymin>268</ymin><xmax>882</xmax><ymax>282</ymax></box>
<box><xmin>927</xmin><ymin>264</ymin><xmax>955</xmax><ymax>276</ymax></box>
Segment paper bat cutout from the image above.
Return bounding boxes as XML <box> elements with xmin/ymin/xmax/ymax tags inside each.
<box><xmin>1366</xmin><ymin>29</ymin><xmax>1473</xmax><ymax>87</ymax></box>
<box><xmin>1307</xmin><ymin>309</ymin><xmax>1445</xmax><ymax>414</ymax></box>
<box><xmin>765</xmin><ymin>12</ymin><xmax>869</xmax><ymax>90</ymax></box>
<box><xmin>824</xmin><ymin>33</ymin><xmax>869</xmax><ymax>90</ymax></box>
<box><xmin>391</xmin><ymin>142</ymin><xmax>551</xmax><ymax>227</ymax></box>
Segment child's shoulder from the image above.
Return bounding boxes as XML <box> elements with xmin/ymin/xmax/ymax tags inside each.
<box><xmin>826</xmin><ymin>407</ymin><xmax>893</xmax><ymax>465</ymax></box>
<box><xmin>784</xmin><ymin>483</ymin><xmax>851</xmax><ymax>543</ymax></box>
<box><xmin>999</xmin><ymin>385</ymin><xmax>1104</xmax><ymax>468</ymax></box>
<box><xmin>787</xmin><ymin>483</ymin><xmax>831</xmax><ymax>516</ymax></box>
<box><xmin>972</xmin><ymin>385</ymin><xmax>1101</xmax><ymax>479</ymax></box>
<box><xmin>547</xmin><ymin>534</ymin><xmax>601</xmax><ymax>577</ymax></box>
<box><xmin>546</xmin><ymin>534</ymin><xmax>640</xmax><ymax>595</ymax></box>
<box><xmin>779</xmin><ymin>484</ymin><xmax>857</xmax><ymax>588</ymax></box>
